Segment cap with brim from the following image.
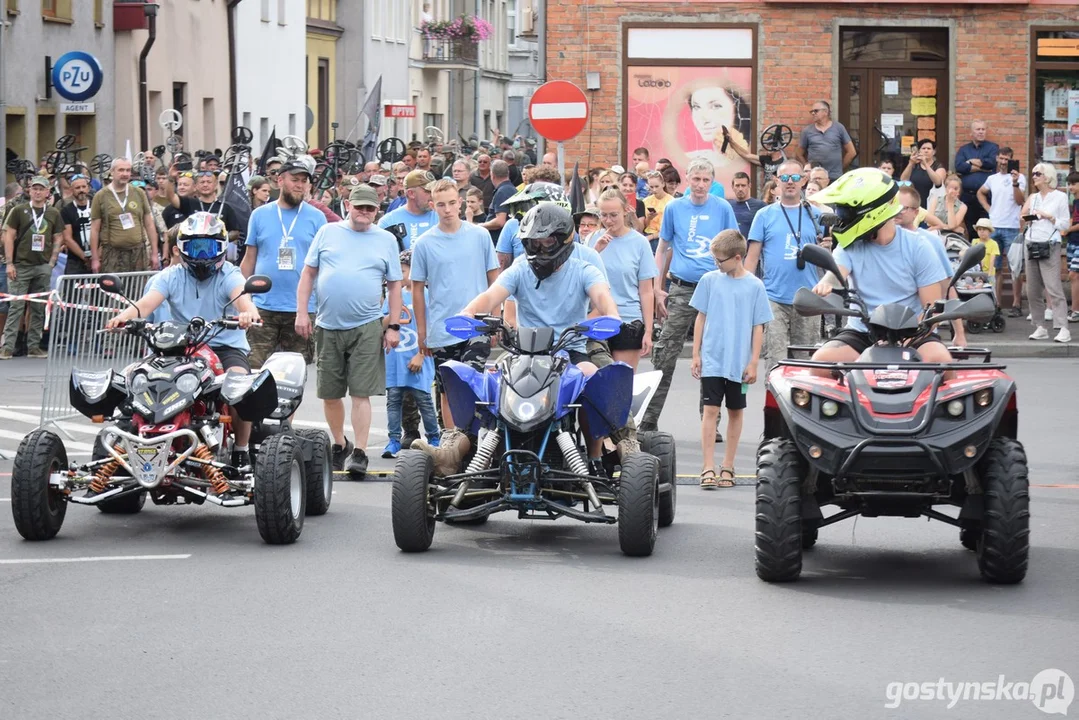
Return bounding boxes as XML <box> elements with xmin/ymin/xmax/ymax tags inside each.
<box><xmin>974</xmin><ymin>218</ymin><xmax>994</xmax><ymax>232</ymax></box>
<box><xmin>349</xmin><ymin>185</ymin><xmax>380</xmax><ymax>207</ymax></box>
<box><xmin>368</xmin><ymin>174</ymin><xmax>388</xmax><ymax>186</ymax></box>
<box><xmin>574</xmin><ymin>205</ymin><xmax>601</xmax><ymax>220</ymax></box>
<box><xmin>610</xmin><ymin>164</ymin><xmax>626</xmax><ymax>174</ymax></box>
<box><xmin>404</xmin><ymin>170</ymin><xmax>437</xmax><ymax>190</ymax></box>
<box><xmin>29</xmin><ymin>176</ymin><xmax>50</xmax><ymax>188</ymax></box>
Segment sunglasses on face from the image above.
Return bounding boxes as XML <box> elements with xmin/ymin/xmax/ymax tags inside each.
<box><xmin>267</xmin><ymin>170</ymin><xmax>280</xmax><ymax>177</ymax></box>
<box><xmin>778</xmin><ymin>174</ymin><xmax>803</xmax><ymax>183</ymax></box>
<box><xmin>1032</xmin><ymin>171</ymin><xmax>1043</xmax><ymax>177</ymax></box>
<box><xmin>351</xmin><ymin>205</ymin><xmax>378</xmax><ymax>213</ymax></box>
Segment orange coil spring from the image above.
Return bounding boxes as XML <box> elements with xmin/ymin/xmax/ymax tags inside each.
<box><xmin>90</xmin><ymin>446</ymin><xmax>125</xmax><ymax>493</ymax></box>
<box><xmin>193</xmin><ymin>444</ymin><xmax>230</xmax><ymax>494</ymax></box>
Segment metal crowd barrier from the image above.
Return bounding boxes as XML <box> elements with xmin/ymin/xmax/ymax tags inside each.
<box><xmin>39</xmin><ymin>271</ymin><xmax>157</xmax><ymax>437</ymax></box>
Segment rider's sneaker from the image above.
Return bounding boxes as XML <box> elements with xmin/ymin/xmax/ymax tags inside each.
<box><xmin>331</xmin><ymin>438</ymin><xmax>354</xmax><ymax>471</ymax></box>
<box><xmin>425</xmin><ymin>434</ymin><xmax>441</xmax><ymax>448</ymax></box>
<box><xmin>346</xmin><ymin>448</ymin><xmax>369</xmax><ymax>477</ymax></box>
<box><xmin>382</xmin><ymin>438</ymin><xmax>402</xmax><ymax>459</ymax></box>
<box><xmin>587</xmin><ymin>458</ymin><xmax>607</xmax><ymax>479</ymax></box>
<box><xmin>231</xmin><ymin>449</ymin><xmax>251</xmax><ymax>470</ymax></box>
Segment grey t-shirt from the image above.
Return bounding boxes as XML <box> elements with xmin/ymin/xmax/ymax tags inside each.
<box><xmin>799</xmin><ymin>122</ymin><xmax>852</xmax><ymax>181</ymax></box>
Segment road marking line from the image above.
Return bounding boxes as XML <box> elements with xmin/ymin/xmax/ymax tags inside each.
<box><xmin>0</xmin><ymin>409</ymin><xmax>102</xmax><ymax>437</ymax></box>
<box><xmin>0</xmin><ymin>429</ymin><xmax>93</xmax><ymax>452</ymax></box>
<box><xmin>0</xmin><ymin>554</ymin><xmax>191</xmax><ymax>565</ymax></box>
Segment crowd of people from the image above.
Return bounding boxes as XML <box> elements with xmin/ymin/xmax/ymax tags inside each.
<box><xmin>1</xmin><ymin>106</ymin><xmax>1077</xmax><ymax>484</ymax></box>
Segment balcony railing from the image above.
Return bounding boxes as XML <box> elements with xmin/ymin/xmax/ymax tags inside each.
<box><xmin>422</xmin><ymin>37</ymin><xmax>479</xmax><ymax>66</ymax></box>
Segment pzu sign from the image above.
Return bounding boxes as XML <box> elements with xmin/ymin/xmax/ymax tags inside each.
<box><xmin>51</xmin><ymin>51</ymin><xmax>104</xmax><ymax>102</ymax></box>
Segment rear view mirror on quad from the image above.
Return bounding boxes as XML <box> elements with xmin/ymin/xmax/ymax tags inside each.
<box><xmin>792</xmin><ymin>287</ymin><xmax>861</xmax><ymax>318</ymax></box>
<box><xmin>798</xmin><ymin>244</ymin><xmax>846</xmax><ymax>288</ymax></box>
<box><xmin>576</xmin><ymin>316</ymin><xmax>622</xmax><ymax>341</ymax></box>
<box><xmin>98</xmin><ymin>274</ymin><xmax>123</xmax><ymax>296</ymax></box>
<box><xmin>947</xmin><ymin>243</ymin><xmax>987</xmax><ymax>292</ymax></box>
<box><xmin>244</xmin><ymin>275</ymin><xmax>273</xmax><ymax>295</ymax></box>
<box><xmin>929</xmin><ymin>292</ymin><xmax>995</xmax><ymax>327</ymax></box>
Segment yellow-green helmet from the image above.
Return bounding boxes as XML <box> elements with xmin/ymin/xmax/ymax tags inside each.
<box><xmin>812</xmin><ymin>168</ymin><xmax>901</xmax><ymax>248</ymax></box>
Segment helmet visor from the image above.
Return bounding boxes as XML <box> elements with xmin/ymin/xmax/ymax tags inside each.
<box><xmin>180</xmin><ymin>237</ymin><xmax>227</xmax><ymax>260</ymax></box>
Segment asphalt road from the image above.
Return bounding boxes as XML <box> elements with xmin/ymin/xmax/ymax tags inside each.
<box><xmin>0</xmin><ymin>358</ymin><xmax>1076</xmax><ymax>719</ymax></box>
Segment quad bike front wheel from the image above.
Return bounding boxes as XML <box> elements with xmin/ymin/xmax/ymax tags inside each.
<box><xmin>11</xmin><ymin>429</ymin><xmax>69</xmax><ymax>540</ymax></box>
<box><xmin>755</xmin><ymin>439</ymin><xmax>804</xmax><ymax>582</ymax></box>
<box><xmin>253</xmin><ymin>433</ymin><xmax>306</xmax><ymax>545</ymax></box>
<box><xmin>618</xmin><ymin>453</ymin><xmax>660</xmax><ymax>557</ymax></box>
<box><xmin>92</xmin><ymin>430</ymin><xmax>146</xmax><ymax>515</ymax></box>
<box><xmin>295</xmin><ymin>429</ymin><xmax>333</xmax><ymax>516</ymax></box>
<box><xmin>976</xmin><ymin>438</ymin><xmax>1029</xmax><ymax>584</ymax></box>
<box><xmin>391</xmin><ymin>451</ymin><xmax>436</xmax><ymax>552</ymax></box>
<box><xmin>639</xmin><ymin>430</ymin><xmax>676</xmax><ymax>528</ymax></box>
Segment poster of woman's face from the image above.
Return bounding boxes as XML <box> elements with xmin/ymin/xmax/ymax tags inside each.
<box><xmin>627</xmin><ymin>66</ymin><xmax>752</xmax><ymax>194</ymax></box>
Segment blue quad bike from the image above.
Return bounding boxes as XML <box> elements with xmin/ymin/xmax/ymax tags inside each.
<box><xmin>390</xmin><ymin>314</ymin><xmax>677</xmax><ymax>557</ymax></box>
<box><xmin>755</xmin><ymin>243</ymin><xmax>1029</xmax><ymax>583</ymax></box>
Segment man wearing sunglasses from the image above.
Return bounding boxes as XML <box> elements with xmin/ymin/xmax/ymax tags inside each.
<box><xmin>296</xmin><ymin>185</ymin><xmax>403</xmax><ymax>477</ymax></box>
<box><xmin>60</xmin><ymin>175</ymin><xmax>94</xmax><ymax>276</ymax></box>
<box><xmin>796</xmin><ymin>100</ymin><xmax>856</xmax><ymax>184</ymax></box>
<box><xmin>744</xmin><ymin>160</ymin><xmax>826</xmax><ymax>366</ymax></box>
<box><xmin>164</xmin><ymin>169</ymin><xmax>242</xmax><ymax>245</ymax></box>
<box><xmin>377</xmin><ymin>170</ymin><xmax>438</xmax><ymax>250</ymax></box>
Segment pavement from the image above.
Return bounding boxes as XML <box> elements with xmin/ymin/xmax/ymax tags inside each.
<box><xmin>0</xmin><ymin>358</ymin><xmax>1076</xmax><ymax>719</ymax></box>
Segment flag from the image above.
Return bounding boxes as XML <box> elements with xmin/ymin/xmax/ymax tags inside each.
<box><xmin>222</xmin><ymin>166</ymin><xmax>252</xmax><ymax>238</ymax></box>
<box><xmin>568</xmin><ymin>161</ymin><xmax>585</xmax><ymax>216</ymax></box>
<box><xmin>256</xmin><ymin>126</ymin><xmax>278</xmax><ymax>175</ymax></box>
<box><xmin>359</xmin><ymin>76</ymin><xmax>383</xmax><ymax>164</ymax></box>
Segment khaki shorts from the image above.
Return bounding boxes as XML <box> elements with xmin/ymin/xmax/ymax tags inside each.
<box><xmin>314</xmin><ymin>319</ymin><xmax>385</xmax><ymax>400</ymax></box>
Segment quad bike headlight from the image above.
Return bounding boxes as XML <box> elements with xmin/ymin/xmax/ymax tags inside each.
<box><xmin>130</xmin><ymin>372</ymin><xmax>150</xmax><ymax>395</ymax></box>
<box><xmin>946</xmin><ymin>399</ymin><xmax>964</xmax><ymax>417</ymax></box>
<box><xmin>175</xmin><ymin>373</ymin><xmax>200</xmax><ymax>394</ymax></box>
<box><xmin>820</xmin><ymin>400</ymin><xmax>839</xmax><ymax>417</ymax></box>
<box><xmin>792</xmin><ymin>388</ymin><xmax>811</xmax><ymax>408</ymax></box>
<box><xmin>974</xmin><ymin>388</ymin><xmax>993</xmax><ymax>407</ymax></box>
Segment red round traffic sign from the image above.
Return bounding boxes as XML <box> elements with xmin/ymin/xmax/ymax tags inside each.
<box><xmin>528</xmin><ymin>81</ymin><xmax>589</xmax><ymax>142</ymax></box>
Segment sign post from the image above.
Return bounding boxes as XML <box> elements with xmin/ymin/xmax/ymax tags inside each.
<box><xmin>528</xmin><ymin>81</ymin><xmax>589</xmax><ymax>190</ymax></box>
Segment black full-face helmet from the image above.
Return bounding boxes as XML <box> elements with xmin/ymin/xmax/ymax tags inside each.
<box><xmin>518</xmin><ymin>202</ymin><xmax>575</xmax><ymax>283</ymax></box>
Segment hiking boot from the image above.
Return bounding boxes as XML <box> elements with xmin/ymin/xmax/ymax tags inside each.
<box><xmin>382</xmin><ymin>438</ymin><xmax>402</xmax><ymax>459</ymax></box>
<box><xmin>0</xmin><ymin>349</ymin><xmax>12</xmax><ymax>361</ymax></box>
<box><xmin>412</xmin><ymin>429</ymin><xmax>470</xmax><ymax>477</ymax></box>
<box><xmin>616</xmin><ymin>434</ymin><xmax>640</xmax><ymax>458</ymax></box>
<box><xmin>331</xmin><ymin>438</ymin><xmax>354</xmax><ymax>471</ymax></box>
<box><xmin>346</xmin><ymin>448</ymin><xmax>369</xmax><ymax>477</ymax></box>
<box><xmin>28</xmin><ymin>347</ymin><xmax>47</xmax><ymax>359</ymax></box>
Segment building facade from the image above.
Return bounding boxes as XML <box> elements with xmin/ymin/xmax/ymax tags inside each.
<box><xmin>306</xmin><ymin>0</ymin><xmax>340</xmax><ymax>150</ymax></box>
<box><xmin>2</xmin><ymin>0</ymin><xmax>116</xmax><ymax>183</ymax></box>
<box><xmin>235</xmin><ymin>0</ymin><xmax>307</xmax><ymax>151</ymax></box>
<box><xmin>506</xmin><ymin>0</ymin><xmax>539</xmax><ymax>141</ymax></box>
<box><xmin>545</xmin><ymin>1</ymin><xmax>1079</xmax><ymax>192</ymax></box>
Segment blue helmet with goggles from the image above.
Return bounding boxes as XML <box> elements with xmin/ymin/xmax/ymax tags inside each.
<box><xmin>176</xmin><ymin>212</ymin><xmax>229</xmax><ymax>280</ymax></box>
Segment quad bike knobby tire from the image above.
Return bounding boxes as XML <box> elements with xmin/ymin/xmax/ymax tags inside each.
<box><xmin>639</xmin><ymin>430</ymin><xmax>676</xmax><ymax>528</ymax></box>
<box><xmin>976</xmin><ymin>438</ymin><xmax>1029</xmax><ymax>584</ymax></box>
<box><xmin>296</xmin><ymin>429</ymin><xmax>333</xmax><ymax>516</ymax></box>
<box><xmin>391</xmin><ymin>451</ymin><xmax>436</xmax><ymax>552</ymax></box>
<box><xmin>618</xmin><ymin>452</ymin><xmax>660</xmax><ymax>557</ymax></box>
<box><xmin>11</xmin><ymin>429</ymin><xmax>69</xmax><ymax>540</ymax></box>
<box><xmin>253</xmin><ymin>433</ymin><xmax>306</xmax><ymax>544</ymax></box>
<box><xmin>755</xmin><ymin>439</ymin><xmax>804</xmax><ymax>582</ymax></box>
<box><xmin>92</xmin><ymin>430</ymin><xmax>146</xmax><ymax>515</ymax></box>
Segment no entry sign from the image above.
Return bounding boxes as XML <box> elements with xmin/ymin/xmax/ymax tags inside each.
<box><xmin>529</xmin><ymin>81</ymin><xmax>589</xmax><ymax>142</ymax></box>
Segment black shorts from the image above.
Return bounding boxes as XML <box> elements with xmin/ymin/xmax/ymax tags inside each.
<box><xmin>212</xmin><ymin>346</ymin><xmax>251</xmax><ymax>372</ymax></box>
<box><xmin>701</xmin><ymin>377</ymin><xmax>747</xmax><ymax>410</ymax></box>
<box><xmin>829</xmin><ymin>329</ymin><xmax>943</xmax><ymax>355</ymax></box>
<box><xmin>568</xmin><ymin>350</ymin><xmax>592</xmax><ymax>365</ymax></box>
<box><xmin>607</xmin><ymin>320</ymin><xmax>645</xmax><ymax>352</ymax></box>
<box><xmin>432</xmin><ymin>339</ymin><xmax>492</xmax><ymax>390</ymax></box>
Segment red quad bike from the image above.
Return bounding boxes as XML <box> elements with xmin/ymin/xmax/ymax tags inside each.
<box><xmin>755</xmin><ymin>243</ymin><xmax>1029</xmax><ymax>584</ymax></box>
<box><xmin>10</xmin><ymin>274</ymin><xmax>333</xmax><ymax>546</ymax></box>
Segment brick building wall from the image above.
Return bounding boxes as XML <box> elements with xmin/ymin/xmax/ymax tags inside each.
<box><xmin>545</xmin><ymin>1</ymin><xmax>1078</xmax><ymax>171</ymax></box>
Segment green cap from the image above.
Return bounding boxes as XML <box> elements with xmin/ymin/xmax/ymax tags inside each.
<box><xmin>29</xmin><ymin>176</ymin><xmax>50</xmax><ymax>188</ymax></box>
<box><xmin>348</xmin><ymin>184</ymin><xmax>379</xmax><ymax>207</ymax></box>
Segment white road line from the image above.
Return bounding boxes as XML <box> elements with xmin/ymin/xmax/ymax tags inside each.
<box><xmin>0</xmin><ymin>409</ymin><xmax>101</xmax><ymax>437</ymax></box>
<box><xmin>0</xmin><ymin>429</ymin><xmax>94</xmax><ymax>452</ymax></box>
<box><xmin>0</xmin><ymin>498</ymin><xmax>9</xmax><ymax>502</ymax></box>
<box><xmin>0</xmin><ymin>554</ymin><xmax>191</xmax><ymax>565</ymax></box>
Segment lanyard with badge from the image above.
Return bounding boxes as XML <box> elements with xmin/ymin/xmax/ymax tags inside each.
<box><xmin>111</xmin><ymin>186</ymin><xmax>136</xmax><ymax>231</ymax></box>
<box><xmin>29</xmin><ymin>205</ymin><xmax>48</xmax><ymax>253</ymax></box>
<box><xmin>779</xmin><ymin>203</ymin><xmax>805</xmax><ymax>253</ymax></box>
<box><xmin>276</xmin><ymin>202</ymin><xmax>303</xmax><ymax>271</ymax></box>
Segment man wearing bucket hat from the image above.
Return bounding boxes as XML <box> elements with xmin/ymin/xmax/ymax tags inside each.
<box><xmin>377</xmin><ymin>170</ymin><xmax>438</xmax><ymax>250</ymax></box>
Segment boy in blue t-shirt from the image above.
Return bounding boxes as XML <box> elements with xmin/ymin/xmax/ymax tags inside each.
<box><xmin>689</xmin><ymin>230</ymin><xmax>773</xmax><ymax>489</ymax></box>
<box><xmin>381</xmin><ymin>250</ymin><xmax>440</xmax><ymax>458</ymax></box>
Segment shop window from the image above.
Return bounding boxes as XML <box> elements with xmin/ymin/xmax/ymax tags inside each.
<box><xmin>841</xmin><ymin>30</ymin><xmax>947</xmax><ymax>64</ymax></box>
<box><xmin>1031</xmin><ymin>29</ymin><xmax>1079</xmax><ymax>186</ymax></box>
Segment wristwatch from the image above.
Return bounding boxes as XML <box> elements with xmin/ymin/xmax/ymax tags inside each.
<box><xmin>386</xmin><ymin>323</ymin><xmax>401</xmax><ymax>331</ymax></box>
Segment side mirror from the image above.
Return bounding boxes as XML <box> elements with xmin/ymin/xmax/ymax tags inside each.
<box><xmin>444</xmin><ymin>314</ymin><xmax>487</xmax><ymax>341</ymax></box>
<box><xmin>798</xmin><ymin>244</ymin><xmax>846</xmax><ymax>289</ymax></box>
<box><xmin>947</xmin><ymin>243</ymin><xmax>987</xmax><ymax>292</ymax></box>
<box><xmin>98</xmin><ymin>274</ymin><xmax>124</xmax><ymax>296</ymax></box>
<box><xmin>792</xmin><ymin>287</ymin><xmax>861</xmax><ymax>318</ymax></box>
<box><xmin>244</xmin><ymin>275</ymin><xmax>273</xmax><ymax>295</ymax></box>
<box><xmin>577</xmin><ymin>315</ymin><xmax>622</xmax><ymax>341</ymax></box>
<box><xmin>930</xmin><ymin>293</ymin><xmax>996</xmax><ymax>326</ymax></box>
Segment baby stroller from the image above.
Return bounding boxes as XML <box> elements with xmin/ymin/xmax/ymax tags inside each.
<box><xmin>944</xmin><ymin>233</ymin><xmax>1005</xmax><ymax>334</ymax></box>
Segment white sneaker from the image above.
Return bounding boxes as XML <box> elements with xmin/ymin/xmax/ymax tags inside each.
<box><xmin>1029</xmin><ymin>327</ymin><xmax>1049</xmax><ymax>340</ymax></box>
<box><xmin>1054</xmin><ymin>328</ymin><xmax>1072</xmax><ymax>343</ymax></box>
<box><xmin>1026</xmin><ymin>314</ymin><xmax>1032</xmax><ymax>321</ymax></box>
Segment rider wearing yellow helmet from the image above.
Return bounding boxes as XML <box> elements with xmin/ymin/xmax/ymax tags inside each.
<box><xmin>809</xmin><ymin>168</ymin><xmax>953</xmax><ymax>364</ymax></box>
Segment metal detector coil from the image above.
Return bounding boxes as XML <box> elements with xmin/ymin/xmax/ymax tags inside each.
<box><xmin>760</xmin><ymin>124</ymin><xmax>793</xmax><ymax>152</ymax></box>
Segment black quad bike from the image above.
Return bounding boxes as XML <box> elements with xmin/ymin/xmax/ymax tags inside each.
<box><xmin>755</xmin><ymin>243</ymin><xmax>1029</xmax><ymax>584</ymax></box>
<box><xmin>10</xmin><ymin>275</ymin><xmax>333</xmax><ymax>545</ymax></box>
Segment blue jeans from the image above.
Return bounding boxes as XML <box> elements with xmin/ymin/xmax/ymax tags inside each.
<box><xmin>991</xmin><ymin>227</ymin><xmax>1019</xmax><ymax>268</ymax></box>
<box><xmin>386</xmin><ymin>387</ymin><xmax>439</xmax><ymax>442</ymax></box>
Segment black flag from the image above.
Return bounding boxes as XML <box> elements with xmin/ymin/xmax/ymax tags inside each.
<box><xmin>222</xmin><ymin>167</ymin><xmax>252</xmax><ymax>236</ymax></box>
<box><xmin>256</xmin><ymin>126</ymin><xmax>278</xmax><ymax>175</ymax></box>
<box><xmin>568</xmin><ymin>161</ymin><xmax>586</xmax><ymax>216</ymax></box>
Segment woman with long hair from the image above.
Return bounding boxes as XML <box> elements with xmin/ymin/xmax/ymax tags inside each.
<box><xmin>248</xmin><ymin>176</ymin><xmax>271</xmax><ymax>209</ymax></box>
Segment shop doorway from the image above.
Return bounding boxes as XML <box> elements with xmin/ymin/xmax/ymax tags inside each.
<box><xmin>839</xmin><ymin>29</ymin><xmax>950</xmax><ymax>175</ymax></box>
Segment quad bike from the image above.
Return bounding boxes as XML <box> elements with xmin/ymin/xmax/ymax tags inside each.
<box><xmin>391</xmin><ymin>314</ymin><xmax>676</xmax><ymax>557</ymax></box>
<box><xmin>755</xmin><ymin>243</ymin><xmax>1029</xmax><ymax>584</ymax></box>
<box><xmin>10</xmin><ymin>275</ymin><xmax>332</xmax><ymax>546</ymax></box>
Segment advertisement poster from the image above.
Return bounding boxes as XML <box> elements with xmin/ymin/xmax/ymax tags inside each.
<box><xmin>1068</xmin><ymin>90</ymin><xmax>1079</xmax><ymax>145</ymax></box>
<box><xmin>626</xmin><ymin>66</ymin><xmax>752</xmax><ymax>192</ymax></box>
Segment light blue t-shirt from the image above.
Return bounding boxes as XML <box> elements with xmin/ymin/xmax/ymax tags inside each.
<box><xmin>571</xmin><ymin>242</ymin><xmax>607</xmax><ymax>280</ymax></box>
<box><xmin>709</xmin><ymin>180</ymin><xmax>727</xmax><ymax>199</ymax></box>
<box><xmin>495</xmin><ymin>217</ymin><xmax>522</xmax><ymax>257</ymax></box>
<box><xmin>689</xmin><ymin>271</ymin><xmax>773</xmax><ymax>382</ymax></box>
<box><xmin>659</xmin><ymin>194</ymin><xmax>739</xmax><ymax>284</ymax></box>
<box><xmin>496</xmin><ymin>256</ymin><xmax>606</xmax><ymax>352</ymax></box>
<box><xmin>304</xmin><ymin>221</ymin><xmax>403</xmax><ymax>330</ymax></box>
<box><xmin>588</xmin><ymin>230</ymin><xmax>657</xmax><ymax>322</ymax></box>
<box><xmin>377</xmin><ymin>206</ymin><xmax>438</xmax><ymax>250</ymax></box>
<box><xmin>244</xmin><ymin>201</ymin><xmax>325</xmax><ymax>313</ymax></box>
<box><xmin>917</xmin><ymin>229</ymin><xmax>955</xmax><ymax>280</ymax></box>
<box><xmin>410</xmin><ymin>222</ymin><xmax>498</xmax><ymax>349</ymax></box>
<box><xmin>747</xmin><ymin>202</ymin><xmax>824</xmax><ymax>305</ymax></box>
<box><xmin>833</xmin><ymin>226</ymin><xmax>951</xmax><ymax>333</ymax></box>
<box><xmin>382</xmin><ymin>287</ymin><xmax>435</xmax><ymax>392</ymax></box>
<box><xmin>145</xmin><ymin>263</ymin><xmax>249</xmax><ymax>351</ymax></box>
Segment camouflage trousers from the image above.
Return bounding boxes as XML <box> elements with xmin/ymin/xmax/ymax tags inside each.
<box><xmin>641</xmin><ymin>282</ymin><xmax>697</xmax><ymax>430</ymax></box>
<box><xmin>764</xmin><ymin>300</ymin><xmax>820</xmax><ymax>368</ymax></box>
<box><xmin>99</xmin><ymin>243</ymin><xmax>148</xmax><ymax>273</ymax></box>
<box><xmin>246</xmin><ymin>309</ymin><xmax>316</xmax><ymax>368</ymax></box>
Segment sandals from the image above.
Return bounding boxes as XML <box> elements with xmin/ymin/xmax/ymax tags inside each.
<box><xmin>699</xmin><ymin>469</ymin><xmax>718</xmax><ymax>490</ymax></box>
<box><xmin>717</xmin><ymin>467</ymin><xmax>736</xmax><ymax>488</ymax></box>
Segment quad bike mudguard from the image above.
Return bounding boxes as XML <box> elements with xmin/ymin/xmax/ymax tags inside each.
<box><xmin>577</xmin><ymin>362</ymin><xmax>634</xmax><ymax>440</ymax></box>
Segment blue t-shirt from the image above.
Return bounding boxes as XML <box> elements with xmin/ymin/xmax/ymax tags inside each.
<box><xmin>385</xmin><ymin>196</ymin><xmax>406</xmax><ymax>213</ymax></box>
<box><xmin>244</xmin><ymin>201</ymin><xmax>326</xmax><ymax>313</ymax></box>
<box><xmin>304</xmin><ymin>221</ymin><xmax>403</xmax><ymax>330</ymax></box>
<box><xmin>731</xmin><ymin>197</ymin><xmax>766</xmax><ymax>238</ymax></box>
<box><xmin>571</xmin><ymin>242</ymin><xmax>607</xmax><ymax>280</ymax></box>
<box><xmin>410</xmin><ymin>222</ymin><xmax>499</xmax><ymax>349</ymax></box>
<box><xmin>382</xmin><ymin>287</ymin><xmax>435</xmax><ymax>392</ymax></box>
<box><xmin>833</xmin><ymin>226</ymin><xmax>951</xmax><ymax>333</ymax></box>
<box><xmin>588</xmin><ymin>230</ymin><xmax>657</xmax><ymax>323</ymax></box>
<box><xmin>496</xmin><ymin>216</ymin><xmax>522</xmax><ymax>257</ymax></box>
<box><xmin>488</xmin><ymin>180</ymin><xmax>517</xmax><ymax>220</ymax></box>
<box><xmin>660</xmin><ymin>194</ymin><xmax>739</xmax><ymax>284</ymax></box>
<box><xmin>689</xmin><ymin>271</ymin><xmax>773</xmax><ymax>382</ymax></box>
<box><xmin>145</xmin><ymin>264</ymin><xmax>249</xmax><ymax>351</ymax></box>
<box><xmin>747</xmin><ymin>202</ymin><xmax>824</xmax><ymax>305</ymax></box>
<box><xmin>377</xmin><ymin>206</ymin><xmax>438</xmax><ymax>250</ymax></box>
<box><xmin>917</xmin><ymin>229</ymin><xmax>955</xmax><ymax>280</ymax></box>
<box><xmin>496</xmin><ymin>256</ymin><xmax>606</xmax><ymax>352</ymax></box>
<box><xmin>708</xmin><ymin>180</ymin><xmax>727</xmax><ymax>199</ymax></box>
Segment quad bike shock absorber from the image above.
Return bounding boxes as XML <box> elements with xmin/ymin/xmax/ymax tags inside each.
<box><xmin>193</xmin><ymin>444</ymin><xmax>230</xmax><ymax>495</ymax></box>
<box><xmin>451</xmin><ymin>429</ymin><xmax>502</xmax><ymax>508</ymax></box>
<box><xmin>555</xmin><ymin>430</ymin><xmax>603</xmax><ymax>510</ymax></box>
<box><xmin>90</xmin><ymin>446</ymin><xmax>126</xmax><ymax>493</ymax></box>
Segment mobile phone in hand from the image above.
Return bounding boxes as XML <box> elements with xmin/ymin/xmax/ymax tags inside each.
<box><xmin>1007</xmin><ymin>159</ymin><xmax>1020</xmax><ymax>173</ymax></box>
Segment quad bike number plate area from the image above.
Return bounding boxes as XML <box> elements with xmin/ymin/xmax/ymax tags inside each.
<box><xmin>119</xmin><ymin>436</ymin><xmax>176</xmax><ymax>486</ymax></box>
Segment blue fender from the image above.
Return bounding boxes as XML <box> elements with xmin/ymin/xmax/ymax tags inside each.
<box><xmin>438</xmin><ymin>360</ymin><xmax>499</xmax><ymax>434</ymax></box>
<box><xmin>577</xmin><ymin>362</ymin><xmax>634</xmax><ymax>438</ymax></box>
<box><xmin>554</xmin><ymin>360</ymin><xmax>588</xmax><ymax>420</ymax></box>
